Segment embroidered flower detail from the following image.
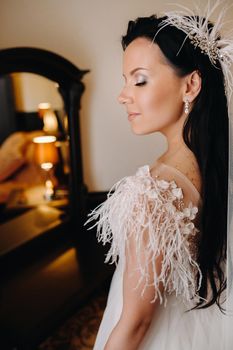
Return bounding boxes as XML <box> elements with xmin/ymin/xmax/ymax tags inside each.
<box><xmin>182</xmin><ymin>222</ymin><xmax>195</xmax><ymax>235</ymax></box>
<box><xmin>147</xmin><ymin>190</ymin><xmax>159</xmax><ymax>199</ymax></box>
<box><xmin>86</xmin><ymin>165</ymin><xmax>202</xmax><ymax>306</ymax></box>
<box><xmin>136</xmin><ymin>166</ymin><xmax>149</xmax><ymax>176</ymax></box>
<box><xmin>157</xmin><ymin>179</ymin><xmax>170</xmax><ymax>190</ymax></box>
<box><xmin>170</xmin><ymin>180</ymin><xmax>178</xmax><ymax>189</ymax></box>
<box><xmin>164</xmin><ymin>202</ymin><xmax>176</xmax><ymax>214</ymax></box>
<box><xmin>183</xmin><ymin>203</ymin><xmax>198</xmax><ymax>220</ymax></box>
<box><xmin>172</xmin><ymin>187</ymin><xmax>183</xmax><ymax>199</ymax></box>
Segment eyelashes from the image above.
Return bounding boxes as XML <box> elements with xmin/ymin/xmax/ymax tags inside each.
<box><xmin>134</xmin><ymin>73</ymin><xmax>148</xmax><ymax>86</ymax></box>
<box><xmin>122</xmin><ymin>75</ymin><xmax>147</xmax><ymax>87</ymax></box>
<box><xmin>135</xmin><ymin>81</ymin><xmax>147</xmax><ymax>86</ymax></box>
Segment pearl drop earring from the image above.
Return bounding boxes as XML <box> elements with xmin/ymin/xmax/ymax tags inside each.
<box><xmin>184</xmin><ymin>99</ymin><xmax>190</xmax><ymax>115</ymax></box>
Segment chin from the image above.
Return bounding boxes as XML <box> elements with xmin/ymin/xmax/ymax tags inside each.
<box><xmin>130</xmin><ymin>125</ymin><xmax>158</xmax><ymax>136</ymax></box>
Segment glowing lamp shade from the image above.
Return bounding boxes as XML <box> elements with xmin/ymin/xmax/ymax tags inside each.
<box><xmin>33</xmin><ymin>136</ymin><xmax>59</xmax><ymax>166</ymax></box>
<box><xmin>38</xmin><ymin>102</ymin><xmax>59</xmax><ymax>134</ymax></box>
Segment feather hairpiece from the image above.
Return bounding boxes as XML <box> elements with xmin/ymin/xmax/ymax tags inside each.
<box><xmin>155</xmin><ymin>0</ymin><xmax>233</xmax><ymax>100</ymax></box>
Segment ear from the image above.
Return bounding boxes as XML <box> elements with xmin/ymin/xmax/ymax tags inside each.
<box><xmin>183</xmin><ymin>70</ymin><xmax>202</xmax><ymax>103</ymax></box>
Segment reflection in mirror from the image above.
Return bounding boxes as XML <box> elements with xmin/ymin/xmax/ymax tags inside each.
<box><xmin>0</xmin><ymin>73</ymin><xmax>70</xmax><ymax>223</ymax></box>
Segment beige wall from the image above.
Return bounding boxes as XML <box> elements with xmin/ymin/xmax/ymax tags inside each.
<box><xmin>11</xmin><ymin>73</ymin><xmax>63</xmax><ymax>112</ymax></box>
<box><xmin>0</xmin><ymin>0</ymin><xmax>232</xmax><ymax>190</ymax></box>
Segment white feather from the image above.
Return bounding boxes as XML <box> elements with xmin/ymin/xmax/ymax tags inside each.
<box><xmin>157</xmin><ymin>0</ymin><xmax>233</xmax><ymax>100</ymax></box>
<box><xmin>85</xmin><ymin>165</ymin><xmax>203</xmax><ymax>306</ymax></box>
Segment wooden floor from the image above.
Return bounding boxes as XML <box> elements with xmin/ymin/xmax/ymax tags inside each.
<box><xmin>38</xmin><ymin>281</ymin><xmax>109</xmax><ymax>349</ymax></box>
<box><xmin>0</xmin><ymin>220</ymin><xmax>113</xmax><ymax>349</ymax></box>
<box><xmin>0</xmin><ymin>192</ymin><xmax>112</xmax><ymax>350</ymax></box>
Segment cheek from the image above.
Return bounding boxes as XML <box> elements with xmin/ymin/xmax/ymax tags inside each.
<box><xmin>140</xmin><ymin>84</ymin><xmax>183</xmax><ymax>123</ymax></box>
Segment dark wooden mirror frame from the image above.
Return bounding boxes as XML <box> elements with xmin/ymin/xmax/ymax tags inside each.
<box><xmin>0</xmin><ymin>48</ymin><xmax>115</xmax><ymax>350</ymax></box>
<box><xmin>0</xmin><ymin>47</ymin><xmax>113</xmax><ymax>350</ymax></box>
<box><xmin>0</xmin><ymin>47</ymin><xmax>89</xmax><ymax>234</ymax></box>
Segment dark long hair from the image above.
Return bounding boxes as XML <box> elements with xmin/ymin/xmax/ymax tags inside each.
<box><xmin>121</xmin><ymin>15</ymin><xmax>228</xmax><ymax>311</ymax></box>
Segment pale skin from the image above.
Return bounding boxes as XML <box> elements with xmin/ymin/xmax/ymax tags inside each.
<box><xmin>104</xmin><ymin>37</ymin><xmax>202</xmax><ymax>350</ymax></box>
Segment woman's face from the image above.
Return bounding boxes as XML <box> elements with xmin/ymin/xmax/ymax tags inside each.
<box><xmin>118</xmin><ymin>37</ymin><xmax>187</xmax><ymax>135</ymax></box>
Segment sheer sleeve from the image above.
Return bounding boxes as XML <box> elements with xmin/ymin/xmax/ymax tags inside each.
<box><xmin>85</xmin><ymin>165</ymin><xmax>203</xmax><ymax>306</ymax></box>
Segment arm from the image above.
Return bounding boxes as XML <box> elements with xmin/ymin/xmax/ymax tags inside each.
<box><xmin>86</xmin><ymin>167</ymin><xmax>200</xmax><ymax>349</ymax></box>
<box><xmin>104</xmin><ymin>232</ymin><xmax>164</xmax><ymax>350</ymax></box>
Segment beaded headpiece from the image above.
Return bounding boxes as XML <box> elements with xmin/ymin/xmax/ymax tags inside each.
<box><xmin>154</xmin><ymin>1</ymin><xmax>233</xmax><ymax>100</ymax></box>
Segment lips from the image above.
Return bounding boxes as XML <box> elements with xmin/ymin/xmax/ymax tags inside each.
<box><xmin>127</xmin><ymin>112</ymin><xmax>140</xmax><ymax>121</ymax></box>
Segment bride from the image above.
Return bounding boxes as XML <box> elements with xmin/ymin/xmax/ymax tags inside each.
<box><xmin>86</xmin><ymin>3</ymin><xmax>232</xmax><ymax>349</ymax></box>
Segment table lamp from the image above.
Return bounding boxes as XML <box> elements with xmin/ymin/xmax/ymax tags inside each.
<box><xmin>38</xmin><ymin>102</ymin><xmax>59</xmax><ymax>135</ymax></box>
<box><xmin>33</xmin><ymin>135</ymin><xmax>59</xmax><ymax>200</ymax></box>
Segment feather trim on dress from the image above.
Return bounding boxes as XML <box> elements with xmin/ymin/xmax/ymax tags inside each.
<box><xmin>85</xmin><ymin>165</ymin><xmax>203</xmax><ymax>306</ymax></box>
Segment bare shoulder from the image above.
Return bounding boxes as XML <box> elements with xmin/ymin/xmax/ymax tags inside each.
<box><xmin>169</xmin><ymin>158</ymin><xmax>202</xmax><ymax>193</ymax></box>
<box><xmin>153</xmin><ymin>149</ymin><xmax>202</xmax><ymax>194</ymax></box>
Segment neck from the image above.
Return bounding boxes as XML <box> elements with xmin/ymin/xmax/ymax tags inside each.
<box><xmin>160</xmin><ymin>113</ymin><xmax>188</xmax><ymax>161</ymax></box>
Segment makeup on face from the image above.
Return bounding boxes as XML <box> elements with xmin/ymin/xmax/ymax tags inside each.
<box><xmin>118</xmin><ymin>38</ymin><xmax>185</xmax><ymax>136</ymax></box>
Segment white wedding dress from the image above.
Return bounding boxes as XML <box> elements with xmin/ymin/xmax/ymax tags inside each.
<box><xmin>86</xmin><ymin>162</ymin><xmax>228</xmax><ymax>350</ymax></box>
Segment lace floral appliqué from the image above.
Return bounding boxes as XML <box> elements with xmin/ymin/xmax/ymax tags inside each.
<box><xmin>85</xmin><ymin>166</ymin><xmax>202</xmax><ymax>306</ymax></box>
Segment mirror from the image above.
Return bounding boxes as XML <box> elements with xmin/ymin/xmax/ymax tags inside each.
<box><xmin>0</xmin><ymin>47</ymin><xmax>89</xmax><ymax>236</ymax></box>
<box><xmin>0</xmin><ymin>73</ymin><xmax>71</xmax><ymax>222</ymax></box>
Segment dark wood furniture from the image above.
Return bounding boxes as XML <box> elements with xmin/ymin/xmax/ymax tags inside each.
<box><xmin>0</xmin><ymin>199</ymin><xmax>112</xmax><ymax>350</ymax></box>
<box><xmin>0</xmin><ymin>48</ymin><xmax>113</xmax><ymax>349</ymax></box>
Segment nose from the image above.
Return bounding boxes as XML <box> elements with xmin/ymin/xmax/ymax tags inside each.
<box><xmin>118</xmin><ymin>87</ymin><xmax>133</xmax><ymax>105</ymax></box>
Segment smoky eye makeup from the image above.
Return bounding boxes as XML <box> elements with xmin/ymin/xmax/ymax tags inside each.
<box><xmin>134</xmin><ymin>74</ymin><xmax>147</xmax><ymax>86</ymax></box>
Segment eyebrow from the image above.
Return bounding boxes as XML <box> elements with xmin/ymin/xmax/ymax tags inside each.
<box><xmin>123</xmin><ymin>67</ymin><xmax>149</xmax><ymax>78</ymax></box>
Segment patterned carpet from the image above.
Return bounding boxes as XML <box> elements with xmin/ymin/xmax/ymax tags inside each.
<box><xmin>38</xmin><ymin>285</ymin><xmax>108</xmax><ymax>350</ymax></box>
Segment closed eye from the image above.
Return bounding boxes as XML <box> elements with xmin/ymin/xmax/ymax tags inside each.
<box><xmin>135</xmin><ymin>81</ymin><xmax>147</xmax><ymax>86</ymax></box>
